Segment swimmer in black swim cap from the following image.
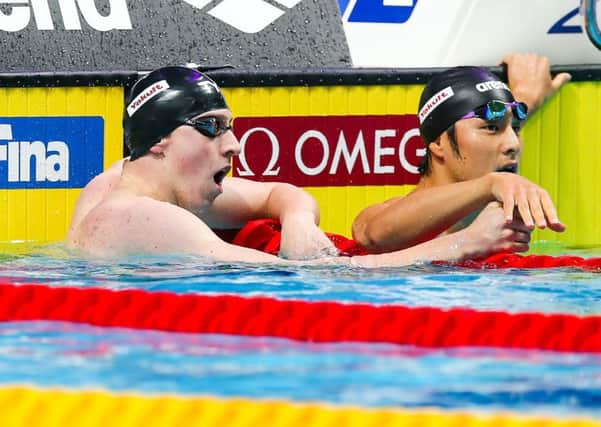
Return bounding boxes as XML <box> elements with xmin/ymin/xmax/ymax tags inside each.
<box><xmin>417</xmin><ymin>66</ymin><xmax>527</xmax><ymax>175</ymax></box>
<box><xmin>69</xmin><ymin>65</ymin><xmax>345</xmax><ymax>261</ymax></box>
<box><xmin>353</xmin><ymin>54</ymin><xmax>568</xmax><ymax>254</ymax></box>
<box><xmin>124</xmin><ymin>66</ymin><xmax>229</xmax><ymax>160</ymax></box>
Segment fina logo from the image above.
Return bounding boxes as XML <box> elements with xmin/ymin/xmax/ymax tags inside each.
<box><xmin>0</xmin><ymin>124</ymin><xmax>69</xmax><ymax>183</ymax></box>
<box><xmin>0</xmin><ymin>117</ymin><xmax>104</xmax><ymax>189</ymax></box>
<box><xmin>0</xmin><ymin>0</ymin><xmax>303</xmax><ymax>33</ymax></box>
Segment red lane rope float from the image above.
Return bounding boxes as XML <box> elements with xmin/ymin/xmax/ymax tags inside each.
<box><xmin>1</xmin><ymin>283</ymin><xmax>599</xmax><ymax>353</ymax></box>
<box><xmin>446</xmin><ymin>252</ymin><xmax>601</xmax><ymax>271</ymax></box>
<box><xmin>234</xmin><ymin>219</ymin><xmax>601</xmax><ymax>270</ymax></box>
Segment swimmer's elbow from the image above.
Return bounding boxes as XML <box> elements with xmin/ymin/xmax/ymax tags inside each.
<box><xmin>351</xmin><ymin>219</ymin><xmax>368</xmax><ymax>247</ymax></box>
<box><xmin>351</xmin><ymin>211</ymin><xmax>373</xmax><ymax>245</ymax></box>
<box><xmin>352</xmin><ymin>219</ymin><xmax>388</xmax><ymax>254</ymax></box>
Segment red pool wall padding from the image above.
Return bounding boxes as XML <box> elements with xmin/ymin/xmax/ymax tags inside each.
<box><xmin>0</xmin><ymin>283</ymin><xmax>599</xmax><ymax>353</ymax></box>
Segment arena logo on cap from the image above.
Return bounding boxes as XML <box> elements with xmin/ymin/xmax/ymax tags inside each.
<box><xmin>127</xmin><ymin>81</ymin><xmax>170</xmax><ymax>117</ymax></box>
<box><xmin>418</xmin><ymin>86</ymin><xmax>454</xmax><ymax>124</ymax></box>
<box><xmin>475</xmin><ymin>80</ymin><xmax>510</xmax><ymax>93</ymax></box>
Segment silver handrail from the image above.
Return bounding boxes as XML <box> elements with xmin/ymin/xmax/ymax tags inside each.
<box><xmin>583</xmin><ymin>0</ymin><xmax>601</xmax><ymax>50</ymax></box>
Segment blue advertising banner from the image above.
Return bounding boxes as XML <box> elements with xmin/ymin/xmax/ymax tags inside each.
<box><xmin>345</xmin><ymin>0</ymin><xmax>419</xmax><ymax>23</ymax></box>
<box><xmin>0</xmin><ymin>117</ymin><xmax>104</xmax><ymax>189</ymax></box>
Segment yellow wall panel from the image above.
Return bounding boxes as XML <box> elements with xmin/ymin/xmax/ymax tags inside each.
<box><xmin>5</xmin><ymin>190</ymin><xmax>26</xmax><ymax>241</ymax></box>
<box><xmin>225</xmin><ymin>84</ymin><xmax>420</xmax><ymax>117</ymax></box>
<box><xmin>0</xmin><ymin>86</ymin><xmax>124</xmax><ymax>243</ymax></box>
<box><xmin>2</xmin><ymin>80</ymin><xmax>600</xmax><ymax>247</ymax></box>
<box><xmin>521</xmin><ymin>82</ymin><xmax>601</xmax><ymax>247</ymax></box>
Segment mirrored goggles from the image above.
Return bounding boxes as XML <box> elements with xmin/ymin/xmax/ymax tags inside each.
<box><xmin>184</xmin><ymin>116</ymin><xmax>233</xmax><ymax>138</ymax></box>
<box><xmin>461</xmin><ymin>100</ymin><xmax>528</xmax><ymax>122</ymax></box>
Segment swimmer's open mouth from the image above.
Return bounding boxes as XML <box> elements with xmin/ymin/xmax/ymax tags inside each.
<box><xmin>496</xmin><ymin>164</ymin><xmax>518</xmax><ymax>174</ymax></box>
<box><xmin>214</xmin><ymin>166</ymin><xmax>230</xmax><ymax>185</ymax></box>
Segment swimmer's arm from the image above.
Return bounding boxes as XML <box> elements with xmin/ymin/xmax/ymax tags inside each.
<box><xmin>108</xmin><ymin>200</ymin><xmax>291</xmax><ymax>263</ymax></box>
<box><xmin>351</xmin><ymin>201</ymin><xmax>531</xmax><ymax>267</ymax></box>
<box><xmin>207</xmin><ymin>178</ymin><xmax>335</xmax><ymax>259</ymax></box>
<box><xmin>353</xmin><ymin>172</ymin><xmax>565</xmax><ymax>254</ymax></box>
<box><xmin>352</xmin><ymin>177</ymin><xmax>493</xmax><ymax>253</ymax></box>
<box><xmin>206</xmin><ymin>177</ymin><xmax>320</xmax><ymax>228</ymax></box>
<box><xmin>102</xmin><ymin>198</ymin><xmax>523</xmax><ymax>267</ymax></box>
<box><xmin>258</xmin><ymin>181</ymin><xmax>339</xmax><ymax>259</ymax></box>
<box><xmin>212</xmin><ymin>178</ymin><xmax>337</xmax><ymax>259</ymax></box>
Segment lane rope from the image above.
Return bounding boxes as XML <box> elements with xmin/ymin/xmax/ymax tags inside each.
<box><xmin>1</xmin><ymin>283</ymin><xmax>599</xmax><ymax>353</ymax></box>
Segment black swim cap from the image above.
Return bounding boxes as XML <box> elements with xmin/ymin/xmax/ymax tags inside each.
<box><xmin>124</xmin><ymin>66</ymin><xmax>229</xmax><ymax>160</ymax></box>
<box><xmin>418</xmin><ymin>66</ymin><xmax>515</xmax><ymax>143</ymax></box>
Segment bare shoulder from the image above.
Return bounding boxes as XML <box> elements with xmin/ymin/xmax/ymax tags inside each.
<box><xmin>83</xmin><ymin>159</ymin><xmax>125</xmax><ymax>195</ymax></box>
<box><xmin>68</xmin><ymin>159</ymin><xmax>126</xmax><ymax>235</ymax></box>
<box><xmin>68</xmin><ymin>193</ymin><xmax>219</xmax><ymax>257</ymax></box>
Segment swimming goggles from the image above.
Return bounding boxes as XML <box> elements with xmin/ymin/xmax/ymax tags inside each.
<box><xmin>184</xmin><ymin>116</ymin><xmax>233</xmax><ymax>138</ymax></box>
<box><xmin>461</xmin><ymin>100</ymin><xmax>528</xmax><ymax>122</ymax></box>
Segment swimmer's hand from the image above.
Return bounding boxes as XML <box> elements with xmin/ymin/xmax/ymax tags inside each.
<box><xmin>347</xmin><ymin>202</ymin><xmax>532</xmax><ymax>268</ymax></box>
<box><xmin>279</xmin><ymin>212</ymin><xmax>339</xmax><ymax>260</ymax></box>
<box><xmin>502</xmin><ymin>53</ymin><xmax>571</xmax><ymax>115</ymax></box>
<box><xmin>488</xmin><ymin>172</ymin><xmax>566</xmax><ymax>233</ymax></box>
<box><xmin>462</xmin><ymin>201</ymin><xmax>533</xmax><ymax>258</ymax></box>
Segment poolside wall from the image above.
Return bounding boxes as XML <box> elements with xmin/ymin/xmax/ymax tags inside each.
<box><xmin>0</xmin><ymin>67</ymin><xmax>599</xmax><ymax>247</ymax></box>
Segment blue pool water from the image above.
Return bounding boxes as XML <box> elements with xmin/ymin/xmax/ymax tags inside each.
<box><xmin>1</xmin><ymin>321</ymin><xmax>600</xmax><ymax>418</ymax></box>
<box><xmin>0</xmin><ymin>245</ymin><xmax>600</xmax><ymax>419</ymax></box>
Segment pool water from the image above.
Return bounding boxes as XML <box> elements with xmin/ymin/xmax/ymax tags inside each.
<box><xmin>0</xmin><ymin>244</ymin><xmax>600</xmax><ymax>419</ymax></box>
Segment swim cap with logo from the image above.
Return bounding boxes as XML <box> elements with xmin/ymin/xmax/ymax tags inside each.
<box><xmin>124</xmin><ymin>66</ymin><xmax>229</xmax><ymax>160</ymax></box>
<box><xmin>417</xmin><ymin>66</ymin><xmax>515</xmax><ymax>143</ymax></box>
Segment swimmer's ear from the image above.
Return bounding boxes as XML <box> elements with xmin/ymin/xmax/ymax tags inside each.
<box><xmin>149</xmin><ymin>138</ymin><xmax>169</xmax><ymax>156</ymax></box>
<box><xmin>428</xmin><ymin>137</ymin><xmax>445</xmax><ymax>161</ymax></box>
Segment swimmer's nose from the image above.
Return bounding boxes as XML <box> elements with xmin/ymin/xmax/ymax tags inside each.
<box><xmin>502</xmin><ymin>126</ymin><xmax>521</xmax><ymax>159</ymax></box>
<box><xmin>221</xmin><ymin>131</ymin><xmax>240</xmax><ymax>157</ymax></box>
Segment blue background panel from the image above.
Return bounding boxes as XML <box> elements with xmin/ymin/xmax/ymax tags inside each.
<box><xmin>0</xmin><ymin>116</ymin><xmax>104</xmax><ymax>189</ymax></box>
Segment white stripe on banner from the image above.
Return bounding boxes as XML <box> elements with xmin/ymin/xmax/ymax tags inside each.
<box><xmin>0</xmin><ymin>124</ymin><xmax>13</xmax><ymax>141</ymax></box>
<box><xmin>383</xmin><ymin>0</ymin><xmax>414</xmax><ymax>6</ymax></box>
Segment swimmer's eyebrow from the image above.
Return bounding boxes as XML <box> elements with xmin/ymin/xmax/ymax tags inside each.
<box><xmin>193</xmin><ymin>111</ymin><xmax>233</xmax><ymax>121</ymax></box>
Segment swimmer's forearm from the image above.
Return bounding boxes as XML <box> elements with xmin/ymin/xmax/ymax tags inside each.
<box><xmin>354</xmin><ymin>176</ymin><xmax>493</xmax><ymax>252</ymax></box>
<box><xmin>349</xmin><ymin>229</ymin><xmax>479</xmax><ymax>268</ymax></box>
<box><xmin>268</xmin><ymin>183</ymin><xmax>320</xmax><ymax>226</ymax></box>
